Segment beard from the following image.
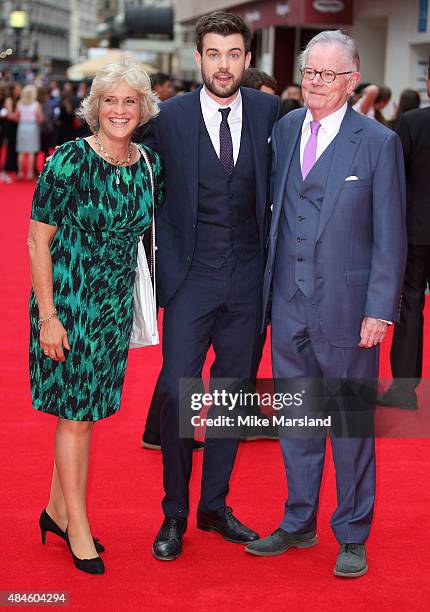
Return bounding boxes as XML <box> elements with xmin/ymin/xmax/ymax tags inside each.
<box><xmin>201</xmin><ymin>67</ymin><xmax>243</xmax><ymax>99</ymax></box>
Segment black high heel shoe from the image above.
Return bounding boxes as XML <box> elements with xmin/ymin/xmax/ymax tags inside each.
<box><xmin>39</xmin><ymin>509</ymin><xmax>105</xmax><ymax>553</ymax></box>
<box><xmin>65</xmin><ymin>530</ymin><xmax>105</xmax><ymax>575</ymax></box>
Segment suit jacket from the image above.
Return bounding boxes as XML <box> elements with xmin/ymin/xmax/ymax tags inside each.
<box><xmin>263</xmin><ymin>106</ymin><xmax>407</xmax><ymax>347</ymax></box>
<box><xmin>142</xmin><ymin>86</ymin><xmax>280</xmax><ymax>307</ymax></box>
<box><xmin>396</xmin><ymin>107</ymin><xmax>430</xmax><ymax>245</ymax></box>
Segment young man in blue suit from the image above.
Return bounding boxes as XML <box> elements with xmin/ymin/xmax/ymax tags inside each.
<box><xmin>245</xmin><ymin>31</ymin><xmax>406</xmax><ymax>577</ymax></box>
<box><xmin>144</xmin><ymin>12</ymin><xmax>280</xmax><ymax>560</ymax></box>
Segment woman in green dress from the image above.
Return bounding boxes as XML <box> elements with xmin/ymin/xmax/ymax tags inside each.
<box><xmin>27</xmin><ymin>56</ymin><xmax>164</xmax><ymax>575</ymax></box>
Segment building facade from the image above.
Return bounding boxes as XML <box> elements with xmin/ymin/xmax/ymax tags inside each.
<box><xmin>96</xmin><ymin>0</ymin><xmax>173</xmax><ymax>72</ymax></box>
<box><xmin>69</xmin><ymin>0</ymin><xmax>98</xmax><ymax>64</ymax></box>
<box><xmin>0</xmin><ymin>0</ymin><xmax>98</xmax><ymax>76</ymax></box>
<box><xmin>173</xmin><ymin>0</ymin><xmax>430</xmax><ymax>106</ymax></box>
<box><xmin>0</xmin><ymin>0</ymin><xmax>69</xmax><ymax>71</ymax></box>
<box><xmin>174</xmin><ymin>0</ymin><xmax>354</xmax><ymax>92</ymax></box>
<box><xmin>351</xmin><ymin>0</ymin><xmax>430</xmax><ymax>107</ymax></box>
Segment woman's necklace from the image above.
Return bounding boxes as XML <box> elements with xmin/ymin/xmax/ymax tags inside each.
<box><xmin>94</xmin><ymin>132</ymin><xmax>133</xmax><ymax>185</ymax></box>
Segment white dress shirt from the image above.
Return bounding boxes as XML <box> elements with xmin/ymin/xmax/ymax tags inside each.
<box><xmin>300</xmin><ymin>102</ymin><xmax>348</xmax><ymax>170</ymax></box>
<box><xmin>200</xmin><ymin>86</ymin><xmax>242</xmax><ymax>165</ymax></box>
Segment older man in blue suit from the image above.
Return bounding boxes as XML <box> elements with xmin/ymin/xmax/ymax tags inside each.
<box><xmin>245</xmin><ymin>31</ymin><xmax>406</xmax><ymax>577</ymax></box>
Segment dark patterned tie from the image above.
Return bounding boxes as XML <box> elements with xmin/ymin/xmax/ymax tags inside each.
<box><xmin>218</xmin><ymin>107</ymin><xmax>234</xmax><ymax>174</ymax></box>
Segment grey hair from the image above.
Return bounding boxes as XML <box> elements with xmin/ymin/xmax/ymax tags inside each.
<box><xmin>76</xmin><ymin>54</ymin><xmax>159</xmax><ymax>132</ymax></box>
<box><xmin>299</xmin><ymin>30</ymin><xmax>360</xmax><ymax>71</ymax></box>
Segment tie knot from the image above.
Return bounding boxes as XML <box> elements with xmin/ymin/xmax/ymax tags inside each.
<box><xmin>310</xmin><ymin>120</ymin><xmax>321</xmax><ymax>135</ymax></box>
<box><xmin>219</xmin><ymin>107</ymin><xmax>231</xmax><ymax>121</ymax></box>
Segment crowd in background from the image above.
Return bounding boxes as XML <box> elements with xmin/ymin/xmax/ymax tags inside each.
<box><xmin>0</xmin><ymin>79</ymin><xmax>90</xmax><ymax>182</ymax></box>
<box><xmin>0</xmin><ymin>65</ymin><xmax>423</xmax><ymax>183</ymax></box>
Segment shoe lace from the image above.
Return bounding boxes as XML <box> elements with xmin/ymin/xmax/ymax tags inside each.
<box><xmin>224</xmin><ymin>506</ymin><xmax>252</xmax><ymax>531</ymax></box>
<box><xmin>224</xmin><ymin>506</ymin><xmax>240</xmax><ymax>524</ymax></box>
<box><xmin>343</xmin><ymin>543</ymin><xmax>361</xmax><ymax>555</ymax></box>
<box><xmin>270</xmin><ymin>528</ymin><xmax>283</xmax><ymax>537</ymax></box>
<box><xmin>160</xmin><ymin>518</ymin><xmax>183</xmax><ymax>540</ymax></box>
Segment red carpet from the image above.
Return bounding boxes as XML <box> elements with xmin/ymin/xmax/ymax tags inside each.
<box><xmin>0</xmin><ymin>178</ymin><xmax>429</xmax><ymax>611</ymax></box>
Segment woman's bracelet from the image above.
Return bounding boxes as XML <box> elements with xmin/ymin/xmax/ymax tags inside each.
<box><xmin>38</xmin><ymin>309</ymin><xmax>58</xmax><ymax>328</ymax></box>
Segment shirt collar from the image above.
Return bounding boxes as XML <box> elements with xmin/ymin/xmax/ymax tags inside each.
<box><xmin>302</xmin><ymin>102</ymin><xmax>348</xmax><ymax>136</ymax></box>
<box><xmin>200</xmin><ymin>85</ymin><xmax>242</xmax><ymax>123</ymax></box>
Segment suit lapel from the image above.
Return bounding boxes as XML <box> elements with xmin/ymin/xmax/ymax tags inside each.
<box><xmin>176</xmin><ymin>88</ymin><xmax>201</xmax><ymax>220</ymax></box>
<box><xmin>316</xmin><ymin>106</ymin><xmax>363</xmax><ymax>241</ymax></box>
<box><xmin>241</xmin><ymin>88</ymin><xmax>267</xmax><ymax>224</ymax></box>
<box><xmin>271</xmin><ymin>109</ymin><xmax>305</xmax><ymax>234</ymax></box>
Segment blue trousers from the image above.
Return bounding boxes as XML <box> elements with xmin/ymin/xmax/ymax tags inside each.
<box><xmin>271</xmin><ymin>288</ymin><xmax>378</xmax><ymax>544</ymax></box>
<box><xmin>156</xmin><ymin>254</ymin><xmax>263</xmax><ymax>518</ymax></box>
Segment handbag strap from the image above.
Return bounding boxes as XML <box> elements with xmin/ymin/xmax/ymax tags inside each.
<box><xmin>136</xmin><ymin>143</ymin><xmax>156</xmax><ymax>296</ymax></box>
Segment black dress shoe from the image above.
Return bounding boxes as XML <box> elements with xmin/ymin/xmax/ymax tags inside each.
<box><xmin>142</xmin><ymin>434</ymin><xmax>204</xmax><ymax>451</ymax></box>
<box><xmin>152</xmin><ymin>517</ymin><xmax>187</xmax><ymax>561</ymax></box>
<box><xmin>245</xmin><ymin>527</ymin><xmax>318</xmax><ymax>556</ymax></box>
<box><xmin>39</xmin><ymin>509</ymin><xmax>105</xmax><ymax>553</ymax></box>
<box><xmin>65</xmin><ymin>530</ymin><xmax>105</xmax><ymax>575</ymax></box>
<box><xmin>334</xmin><ymin>543</ymin><xmax>368</xmax><ymax>578</ymax></box>
<box><xmin>197</xmin><ymin>506</ymin><xmax>259</xmax><ymax>543</ymax></box>
<box><xmin>141</xmin><ymin>432</ymin><xmax>162</xmax><ymax>450</ymax></box>
<box><xmin>377</xmin><ymin>384</ymin><xmax>418</xmax><ymax>410</ymax></box>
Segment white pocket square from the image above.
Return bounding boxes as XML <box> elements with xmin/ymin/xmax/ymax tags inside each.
<box><xmin>345</xmin><ymin>175</ymin><xmax>359</xmax><ymax>181</ymax></box>
<box><xmin>268</xmin><ymin>136</ymin><xmax>271</xmax><ymax>143</ymax></box>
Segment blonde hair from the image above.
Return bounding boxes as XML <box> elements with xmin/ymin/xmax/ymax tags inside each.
<box><xmin>76</xmin><ymin>55</ymin><xmax>159</xmax><ymax>132</ymax></box>
<box><xmin>20</xmin><ymin>84</ymin><xmax>38</xmax><ymax>105</ymax></box>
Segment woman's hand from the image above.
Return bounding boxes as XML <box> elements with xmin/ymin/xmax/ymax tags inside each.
<box><xmin>40</xmin><ymin>318</ymin><xmax>70</xmax><ymax>362</ymax></box>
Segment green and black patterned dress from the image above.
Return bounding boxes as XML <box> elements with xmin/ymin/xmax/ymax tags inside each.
<box><xmin>29</xmin><ymin>139</ymin><xmax>164</xmax><ymax>421</ymax></box>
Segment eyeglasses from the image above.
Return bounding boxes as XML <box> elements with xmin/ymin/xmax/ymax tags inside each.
<box><xmin>300</xmin><ymin>67</ymin><xmax>355</xmax><ymax>84</ymax></box>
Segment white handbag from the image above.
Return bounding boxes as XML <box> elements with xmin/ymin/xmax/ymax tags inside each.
<box><xmin>129</xmin><ymin>145</ymin><xmax>159</xmax><ymax>348</ymax></box>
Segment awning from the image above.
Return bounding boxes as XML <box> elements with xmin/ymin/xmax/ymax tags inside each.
<box><xmin>66</xmin><ymin>50</ymin><xmax>157</xmax><ymax>80</ymax></box>
<box><xmin>232</xmin><ymin>0</ymin><xmax>353</xmax><ymax>30</ymax></box>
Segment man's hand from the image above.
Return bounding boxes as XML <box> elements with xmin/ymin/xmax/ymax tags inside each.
<box><xmin>359</xmin><ymin>317</ymin><xmax>387</xmax><ymax>349</ymax></box>
<box><xmin>45</xmin><ymin>145</ymin><xmax>60</xmax><ymax>164</ymax></box>
<box><xmin>46</xmin><ymin>139</ymin><xmax>79</xmax><ymax>164</ymax></box>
